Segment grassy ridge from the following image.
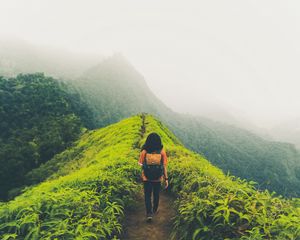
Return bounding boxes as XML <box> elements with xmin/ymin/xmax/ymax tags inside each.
<box><xmin>1</xmin><ymin>114</ymin><xmax>300</xmax><ymax>239</ymax></box>
<box><xmin>0</xmin><ymin>116</ymin><xmax>143</xmax><ymax>239</ymax></box>
<box><xmin>144</xmin><ymin>115</ymin><xmax>300</xmax><ymax>239</ymax></box>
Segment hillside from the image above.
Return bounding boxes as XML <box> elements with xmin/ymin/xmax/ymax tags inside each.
<box><xmin>0</xmin><ymin>114</ymin><xmax>299</xmax><ymax>239</ymax></box>
<box><xmin>72</xmin><ymin>55</ymin><xmax>300</xmax><ymax>197</ymax></box>
<box><xmin>2</xmin><ymin>50</ymin><xmax>300</xmax><ymax>197</ymax></box>
<box><xmin>167</xmin><ymin>115</ymin><xmax>300</xmax><ymax>196</ymax></box>
<box><xmin>0</xmin><ymin>73</ymin><xmax>95</xmax><ymax>200</ymax></box>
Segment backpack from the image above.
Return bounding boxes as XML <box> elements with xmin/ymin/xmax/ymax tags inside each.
<box><xmin>143</xmin><ymin>150</ymin><xmax>164</xmax><ymax>181</ymax></box>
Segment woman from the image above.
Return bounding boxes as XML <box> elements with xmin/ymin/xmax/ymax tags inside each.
<box><xmin>138</xmin><ymin>132</ymin><xmax>168</xmax><ymax>221</ymax></box>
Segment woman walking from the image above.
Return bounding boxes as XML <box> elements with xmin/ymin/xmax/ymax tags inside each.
<box><xmin>138</xmin><ymin>132</ymin><xmax>169</xmax><ymax>221</ymax></box>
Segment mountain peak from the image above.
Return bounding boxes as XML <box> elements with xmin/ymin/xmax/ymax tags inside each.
<box><xmin>83</xmin><ymin>53</ymin><xmax>146</xmax><ymax>86</ymax></box>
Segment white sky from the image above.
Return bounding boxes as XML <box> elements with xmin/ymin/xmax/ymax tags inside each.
<box><xmin>1</xmin><ymin>0</ymin><xmax>300</xmax><ymax>128</ymax></box>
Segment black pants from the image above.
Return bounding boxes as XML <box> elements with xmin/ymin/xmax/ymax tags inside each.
<box><xmin>143</xmin><ymin>181</ymin><xmax>161</xmax><ymax>215</ymax></box>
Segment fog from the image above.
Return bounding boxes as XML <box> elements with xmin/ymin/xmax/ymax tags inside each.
<box><xmin>1</xmin><ymin>0</ymin><xmax>300</xmax><ymax>129</ymax></box>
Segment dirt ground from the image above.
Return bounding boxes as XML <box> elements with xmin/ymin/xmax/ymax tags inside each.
<box><xmin>121</xmin><ymin>190</ymin><xmax>176</xmax><ymax>240</ymax></box>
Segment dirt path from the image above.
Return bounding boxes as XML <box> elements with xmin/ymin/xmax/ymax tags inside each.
<box><xmin>122</xmin><ymin>113</ymin><xmax>176</xmax><ymax>239</ymax></box>
<box><xmin>121</xmin><ymin>190</ymin><xmax>176</xmax><ymax>240</ymax></box>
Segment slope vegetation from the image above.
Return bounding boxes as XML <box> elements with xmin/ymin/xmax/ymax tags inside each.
<box><xmin>1</xmin><ymin>114</ymin><xmax>299</xmax><ymax>239</ymax></box>
<box><xmin>166</xmin><ymin>115</ymin><xmax>300</xmax><ymax>197</ymax></box>
<box><xmin>0</xmin><ymin>73</ymin><xmax>95</xmax><ymax>200</ymax></box>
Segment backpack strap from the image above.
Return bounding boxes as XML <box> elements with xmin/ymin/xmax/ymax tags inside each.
<box><xmin>143</xmin><ymin>150</ymin><xmax>148</xmax><ymax>167</ymax></box>
<box><xmin>158</xmin><ymin>149</ymin><xmax>163</xmax><ymax>166</ymax></box>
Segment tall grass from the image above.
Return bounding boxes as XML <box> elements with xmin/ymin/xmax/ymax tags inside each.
<box><xmin>144</xmin><ymin>115</ymin><xmax>300</xmax><ymax>239</ymax></box>
<box><xmin>0</xmin><ymin>116</ymin><xmax>143</xmax><ymax>239</ymax></box>
<box><xmin>1</xmin><ymin>114</ymin><xmax>299</xmax><ymax>239</ymax></box>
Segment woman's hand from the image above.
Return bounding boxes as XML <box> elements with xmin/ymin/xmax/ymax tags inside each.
<box><xmin>164</xmin><ymin>179</ymin><xmax>169</xmax><ymax>189</ymax></box>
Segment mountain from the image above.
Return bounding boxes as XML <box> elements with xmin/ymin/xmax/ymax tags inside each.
<box><xmin>0</xmin><ymin>114</ymin><xmax>299</xmax><ymax>239</ymax></box>
<box><xmin>0</xmin><ymin>73</ymin><xmax>95</xmax><ymax>200</ymax></box>
<box><xmin>1</xmin><ymin>43</ymin><xmax>300</xmax><ymax>197</ymax></box>
<box><xmin>72</xmin><ymin>55</ymin><xmax>300</xmax><ymax>197</ymax></box>
<box><xmin>73</xmin><ymin>53</ymin><xmax>171</xmax><ymax>127</ymax></box>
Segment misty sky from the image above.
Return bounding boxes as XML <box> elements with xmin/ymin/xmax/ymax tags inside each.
<box><xmin>1</xmin><ymin>0</ymin><xmax>300</xmax><ymax>128</ymax></box>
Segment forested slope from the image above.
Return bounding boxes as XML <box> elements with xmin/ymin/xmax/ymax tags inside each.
<box><xmin>0</xmin><ymin>73</ymin><xmax>95</xmax><ymax>200</ymax></box>
<box><xmin>165</xmin><ymin>115</ymin><xmax>300</xmax><ymax>197</ymax></box>
<box><xmin>1</xmin><ymin>114</ymin><xmax>299</xmax><ymax>239</ymax></box>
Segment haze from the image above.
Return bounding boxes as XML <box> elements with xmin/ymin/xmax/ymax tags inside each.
<box><xmin>1</xmin><ymin>0</ymin><xmax>300</xmax><ymax>129</ymax></box>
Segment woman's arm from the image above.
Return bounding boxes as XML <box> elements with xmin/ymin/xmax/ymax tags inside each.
<box><xmin>163</xmin><ymin>165</ymin><xmax>168</xmax><ymax>180</ymax></box>
<box><xmin>163</xmin><ymin>165</ymin><xmax>169</xmax><ymax>188</ymax></box>
<box><xmin>162</xmin><ymin>149</ymin><xmax>169</xmax><ymax>188</ymax></box>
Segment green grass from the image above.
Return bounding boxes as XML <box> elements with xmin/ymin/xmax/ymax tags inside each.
<box><xmin>144</xmin><ymin>115</ymin><xmax>300</xmax><ymax>239</ymax></box>
<box><xmin>0</xmin><ymin>115</ymin><xmax>143</xmax><ymax>239</ymax></box>
<box><xmin>1</xmin><ymin>113</ymin><xmax>300</xmax><ymax>239</ymax></box>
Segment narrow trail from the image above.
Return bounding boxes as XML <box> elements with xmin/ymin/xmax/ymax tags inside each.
<box><xmin>122</xmin><ymin>113</ymin><xmax>177</xmax><ymax>239</ymax></box>
<box><xmin>132</xmin><ymin>113</ymin><xmax>146</xmax><ymax>149</ymax></box>
<box><xmin>122</xmin><ymin>190</ymin><xmax>176</xmax><ymax>240</ymax></box>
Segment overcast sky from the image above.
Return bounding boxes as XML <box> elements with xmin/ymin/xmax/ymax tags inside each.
<box><xmin>1</xmin><ymin>0</ymin><xmax>300</xmax><ymax>128</ymax></box>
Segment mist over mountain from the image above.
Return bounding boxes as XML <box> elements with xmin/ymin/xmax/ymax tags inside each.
<box><xmin>0</xmin><ymin>38</ymin><xmax>296</xmax><ymax>145</ymax></box>
<box><xmin>184</xmin><ymin>103</ymin><xmax>273</xmax><ymax>141</ymax></box>
<box><xmin>1</xmin><ymin>40</ymin><xmax>300</xmax><ymax>197</ymax></box>
<box><xmin>0</xmin><ymin>38</ymin><xmax>102</xmax><ymax>79</ymax></box>
<box><xmin>268</xmin><ymin>118</ymin><xmax>300</xmax><ymax>149</ymax></box>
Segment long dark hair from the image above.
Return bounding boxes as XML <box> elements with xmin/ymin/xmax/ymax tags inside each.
<box><xmin>142</xmin><ymin>132</ymin><xmax>163</xmax><ymax>153</ymax></box>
